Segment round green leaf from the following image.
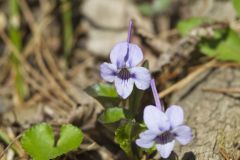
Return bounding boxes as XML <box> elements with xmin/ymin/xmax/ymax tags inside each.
<box><xmin>21</xmin><ymin>123</ymin><xmax>84</xmax><ymax>160</ymax></box>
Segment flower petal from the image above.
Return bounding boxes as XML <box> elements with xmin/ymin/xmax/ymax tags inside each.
<box><xmin>110</xmin><ymin>42</ymin><xmax>128</xmax><ymax>68</ymax></box>
<box><xmin>130</xmin><ymin>67</ymin><xmax>151</xmax><ymax>90</ymax></box>
<box><xmin>144</xmin><ymin>105</ymin><xmax>170</xmax><ymax>133</ymax></box>
<box><xmin>100</xmin><ymin>62</ymin><xmax>117</xmax><ymax>82</ymax></box>
<box><xmin>125</xmin><ymin>43</ymin><xmax>143</xmax><ymax>67</ymax></box>
<box><xmin>156</xmin><ymin>140</ymin><xmax>175</xmax><ymax>159</ymax></box>
<box><xmin>139</xmin><ymin>130</ymin><xmax>157</xmax><ymax>141</ymax></box>
<box><xmin>114</xmin><ymin>77</ymin><xmax>134</xmax><ymax>99</ymax></box>
<box><xmin>172</xmin><ymin>125</ymin><xmax>192</xmax><ymax>145</ymax></box>
<box><xmin>110</xmin><ymin>42</ymin><xmax>143</xmax><ymax>68</ymax></box>
<box><xmin>136</xmin><ymin>138</ymin><xmax>154</xmax><ymax>149</ymax></box>
<box><xmin>166</xmin><ymin>105</ymin><xmax>184</xmax><ymax>128</ymax></box>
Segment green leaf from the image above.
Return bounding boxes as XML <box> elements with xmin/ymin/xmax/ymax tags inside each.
<box><xmin>138</xmin><ymin>3</ymin><xmax>154</xmax><ymax>17</ymax></box>
<box><xmin>21</xmin><ymin>123</ymin><xmax>54</xmax><ymax>160</ymax></box>
<box><xmin>138</xmin><ymin>0</ymin><xmax>171</xmax><ymax>16</ymax></box>
<box><xmin>54</xmin><ymin>124</ymin><xmax>83</xmax><ymax>156</ymax></box>
<box><xmin>200</xmin><ymin>28</ymin><xmax>240</xmax><ymax>62</ymax></box>
<box><xmin>115</xmin><ymin>122</ymin><xmax>133</xmax><ymax>156</ymax></box>
<box><xmin>115</xmin><ymin>121</ymin><xmax>144</xmax><ymax>160</ymax></box>
<box><xmin>21</xmin><ymin>123</ymin><xmax>83</xmax><ymax>160</ymax></box>
<box><xmin>86</xmin><ymin>83</ymin><xmax>118</xmax><ymax>97</ymax></box>
<box><xmin>85</xmin><ymin>83</ymin><xmax>121</xmax><ymax>107</ymax></box>
<box><xmin>152</xmin><ymin>0</ymin><xmax>172</xmax><ymax>13</ymax></box>
<box><xmin>177</xmin><ymin>17</ymin><xmax>210</xmax><ymax>36</ymax></box>
<box><xmin>233</xmin><ymin>0</ymin><xmax>240</xmax><ymax>17</ymax></box>
<box><xmin>100</xmin><ymin>107</ymin><xmax>125</xmax><ymax>123</ymax></box>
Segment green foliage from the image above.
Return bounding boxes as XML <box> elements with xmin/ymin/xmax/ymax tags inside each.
<box><xmin>199</xmin><ymin>28</ymin><xmax>240</xmax><ymax>62</ymax></box>
<box><xmin>100</xmin><ymin>107</ymin><xmax>125</xmax><ymax>123</ymax></box>
<box><xmin>9</xmin><ymin>0</ymin><xmax>22</xmax><ymax>50</ymax></box>
<box><xmin>9</xmin><ymin>0</ymin><xmax>28</xmax><ymax>100</ymax></box>
<box><xmin>138</xmin><ymin>3</ymin><xmax>152</xmax><ymax>17</ymax></box>
<box><xmin>115</xmin><ymin>122</ymin><xmax>133</xmax><ymax>156</ymax></box>
<box><xmin>0</xmin><ymin>130</ymin><xmax>19</xmax><ymax>154</ymax></box>
<box><xmin>152</xmin><ymin>0</ymin><xmax>171</xmax><ymax>13</ymax></box>
<box><xmin>21</xmin><ymin>123</ymin><xmax>83</xmax><ymax>160</ymax></box>
<box><xmin>233</xmin><ymin>0</ymin><xmax>240</xmax><ymax>16</ymax></box>
<box><xmin>85</xmin><ymin>83</ymin><xmax>121</xmax><ymax>107</ymax></box>
<box><xmin>177</xmin><ymin>17</ymin><xmax>210</xmax><ymax>36</ymax></box>
<box><xmin>115</xmin><ymin>121</ymin><xmax>144</xmax><ymax>160</ymax></box>
<box><xmin>138</xmin><ymin>0</ymin><xmax>171</xmax><ymax>16</ymax></box>
<box><xmin>177</xmin><ymin>16</ymin><xmax>240</xmax><ymax>62</ymax></box>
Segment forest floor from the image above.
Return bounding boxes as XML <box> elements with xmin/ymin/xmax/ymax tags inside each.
<box><xmin>0</xmin><ymin>0</ymin><xmax>240</xmax><ymax>159</ymax></box>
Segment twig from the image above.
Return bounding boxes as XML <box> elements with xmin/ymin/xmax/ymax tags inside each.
<box><xmin>0</xmin><ymin>29</ymin><xmax>70</xmax><ymax>109</ymax></box>
<box><xmin>19</xmin><ymin>0</ymin><xmax>36</xmax><ymax>33</ymax></box>
<box><xmin>0</xmin><ymin>133</ymin><xmax>23</xmax><ymax>160</ymax></box>
<box><xmin>159</xmin><ymin>59</ymin><xmax>217</xmax><ymax>97</ymax></box>
<box><xmin>35</xmin><ymin>41</ymin><xmax>75</xmax><ymax>108</ymax></box>
<box><xmin>219</xmin><ymin>146</ymin><xmax>230</xmax><ymax>160</ymax></box>
<box><xmin>202</xmin><ymin>88</ymin><xmax>240</xmax><ymax>94</ymax></box>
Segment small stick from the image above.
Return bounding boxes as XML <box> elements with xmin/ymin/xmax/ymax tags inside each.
<box><xmin>202</xmin><ymin>88</ymin><xmax>240</xmax><ymax>94</ymax></box>
<box><xmin>219</xmin><ymin>146</ymin><xmax>230</xmax><ymax>160</ymax></box>
<box><xmin>0</xmin><ymin>134</ymin><xmax>23</xmax><ymax>160</ymax></box>
<box><xmin>159</xmin><ymin>59</ymin><xmax>217</xmax><ymax>97</ymax></box>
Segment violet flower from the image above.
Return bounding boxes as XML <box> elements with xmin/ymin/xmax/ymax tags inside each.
<box><xmin>100</xmin><ymin>20</ymin><xmax>151</xmax><ymax>99</ymax></box>
<box><xmin>136</xmin><ymin>79</ymin><xmax>193</xmax><ymax>159</ymax></box>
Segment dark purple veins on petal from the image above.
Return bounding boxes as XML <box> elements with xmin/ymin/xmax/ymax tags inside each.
<box><xmin>124</xmin><ymin>46</ymin><xmax>129</xmax><ymax>62</ymax></box>
<box><xmin>117</xmin><ymin>68</ymin><xmax>131</xmax><ymax>80</ymax></box>
<box><xmin>155</xmin><ymin>131</ymin><xmax>175</xmax><ymax>145</ymax></box>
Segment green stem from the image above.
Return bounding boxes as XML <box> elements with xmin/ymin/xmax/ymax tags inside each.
<box><xmin>0</xmin><ymin>130</ymin><xmax>19</xmax><ymax>155</ymax></box>
<box><xmin>61</xmin><ymin>0</ymin><xmax>73</xmax><ymax>60</ymax></box>
<box><xmin>9</xmin><ymin>0</ymin><xmax>27</xmax><ymax>101</ymax></box>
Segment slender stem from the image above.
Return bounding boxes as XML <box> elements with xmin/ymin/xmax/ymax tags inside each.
<box><xmin>61</xmin><ymin>0</ymin><xmax>73</xmax><ymax>60</ymax></box>
<box><xmin>127</xmin><ymin>20</ymin><xmax>133</xmax><ymax>44</ymax></box>
<box><xmin>9</xmin><ymin>0</ymin><xmax>28</xmax><ymax>101</ymax></box>
<box><xmin>150</xmin><ymin>79</ymin><xmax>163</xmax><ymax>111</ymax></box>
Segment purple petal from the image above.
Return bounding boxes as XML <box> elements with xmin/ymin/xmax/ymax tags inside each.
<box><xmin>125</xmin><ymin>44</ymin><xmax>143</xmax><ymax>67</ymax></box>
<box><xmin>130</xmin><ymin>67</ymin><xmax>151</xmax><ymax>90</ymax></box>
<box><xmin>136</xmin><ymin>138</ymin><xmax>154</xmax><ymax>149</ymax></box>
<box><xmin>110</xmin><ymin>42</ymin><xmax>143</xmax><ymax>68</ymax></box>
<box><xmin>166</xmin><ymin>105</ymin><xmax>184</xmax><ymax>128</ymax></box>
<box><xmin>156</xmin><ymin>140</ymin><xmax>175</xmax><ymax>159</ymax></box>
<box><xmin>100</xmin><ymin>62</ymin><xmax>117</xmax><ymax>82</ymax></box>
<box><xmin>172</xmin><ymin>125</ymin><xmax>192</xmax><ymax>145</ymax></box>
<box><xmin>114</xmin><ymin>77</ymin><xmax>134</xmax><ymax>99</ymax></box>
<box><xmin>139</xmin><ymin>130</ymin><xmax>157</xmax><ymax>141</ymax></box>
<box><xmin>144</xmin><ymin>105</ymin><xmax>170</xmax><ymax>133</ymax></box>
<box><xmin>110</xmin><ymin>42</ymin><xmax>128</xmax><ymax>68</ymax></box>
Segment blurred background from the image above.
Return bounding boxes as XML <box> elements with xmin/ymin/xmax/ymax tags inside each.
<box><xmin>0</xmin><ymin>0</ymin><xmax>240</xmax><ymax>159</ymax></box>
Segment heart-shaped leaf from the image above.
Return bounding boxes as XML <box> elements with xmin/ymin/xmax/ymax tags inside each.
<box><xmin>21</xmin><ymin>123</ymin><xmax>83</xmax><ymax>160</ymax></box>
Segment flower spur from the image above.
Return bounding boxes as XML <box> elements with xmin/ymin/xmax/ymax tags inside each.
<box><xmin>100</xmin><ymin>20</ymin><xmax>151</xmax><ymax>99</ymax></box>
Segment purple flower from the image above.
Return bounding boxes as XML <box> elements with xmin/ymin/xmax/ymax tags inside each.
<box><xmin>100</xmin><ymin>20</ymin><xmax>151</xmax><ymax>99</ymax></box>
<box><xmin>136</xmin><ymin>80</ymin><xmax>193</xmax><ymax>158</ymax></box>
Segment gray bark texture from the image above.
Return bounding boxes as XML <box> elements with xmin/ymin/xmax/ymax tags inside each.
<box><xmin>170</xmin><ymin>67</ymin><xmax>240</xmax><ymax>160</ymax></box>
